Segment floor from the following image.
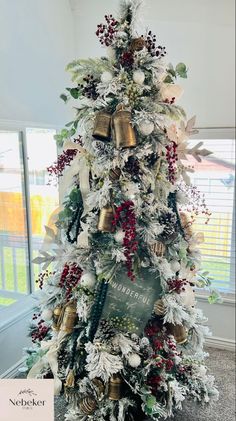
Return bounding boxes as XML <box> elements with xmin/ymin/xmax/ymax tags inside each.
<box><xmin>53</xmin><ymin>348</ymin><xmax>235</xmax><ymax>421</ymax></box>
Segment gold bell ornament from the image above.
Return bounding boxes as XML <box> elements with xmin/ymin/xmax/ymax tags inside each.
<box><xmin>166</xmin><ymin>323</ymin><xmax>188</xmax><ymax>345</ymax></box>
<box><xmin>112</xmin><ymin>105</ymin><xmax>137</xmax><ymax>149</ymax></box>
<box><xmin>150</xmin><ymin>241</ymin><xmax>166</xmax><ymax>257</ymax></box>
<box><xmin>52</xmin><ymin>306</ymin><xmax>63</xmax><ymax>331</ymax></box>
<box><xmin>97</xmin><ymin>206</ymin><xmax>115</xmax><ymax>233</ymax></box>
<box><xmin>93</xmin><ymin>111</ymin><xmax>112</xmax><ymax>141</ymax></box>
<box><xmin>108</xmin><ymin>374</ymin><xmax>123</xmax><ymax>401</ymax></box>
<box><xmin>60</xmin><ymin>302</ymin><xmax>78</xmax><ymax>334</ymax></box>
<box><xmin>79</xmin><ymin>396</ymin><xmax>97</xmax><ymax>415</ymax></box>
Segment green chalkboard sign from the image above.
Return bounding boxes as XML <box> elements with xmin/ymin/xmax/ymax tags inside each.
<box><xmin>102</xmin><ymin>268</ymin><xmax>162</xmax><ymax>334</ymax></box>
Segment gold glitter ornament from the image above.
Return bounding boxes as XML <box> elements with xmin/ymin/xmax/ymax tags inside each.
<box><xmin>153</xmin><ymin>299</ymin><xmax>165</xmax><ymax>316</ymax></box>
<box><xmin>109</xmin><ymin>167</ymin><xmax>121</xmax><ymax>181</ymax></box>
<box><xmin>166</xmin><ymin>323</ymin><xmax>188</xmax><ymax>345</ymax></box>
<box><xmin>79</xmin><ymin>397</ymin><xmax>97</xmax><ymax>415</ymax></box>
<box><xmin>150</xmin><ymin>241</ymin><xmax>166</xmax><ymax>257</ymax></box>
<box><xmin>180</xmin><ymin>212</ymin><xmax>193</xmax><ymax>236</ymax></box>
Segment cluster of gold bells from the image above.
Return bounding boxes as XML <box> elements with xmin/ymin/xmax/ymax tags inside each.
<box><xmin>67</xmin><ymin>374</ymin><xmax>123</xmax><ymax>416</ymax></box>
<box><xmin>53</xmin><ymin>301</ymin><xmax>77</xmax><ymax>334</ymax></box>
<box><xmin>93</xmin><ymin>105</ymin><xmax>137</xmax><ymax>149</ymax></box>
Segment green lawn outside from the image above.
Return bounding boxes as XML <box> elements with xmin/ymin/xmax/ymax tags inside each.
<box><xmin>0</xmin><ymin>245</ymin><xmax>232</xmax><ymax>307</ymax></box>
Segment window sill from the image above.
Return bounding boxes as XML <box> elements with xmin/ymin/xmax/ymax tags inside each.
<box><xmin>196</xmin><ymin>291</ymin><xmax>236</xmax><ymax>307</ymax></box>
<box><xmin>0</xmin><ymin>295</ymin><xmax>36</xmax><ymax>333</ymax></box>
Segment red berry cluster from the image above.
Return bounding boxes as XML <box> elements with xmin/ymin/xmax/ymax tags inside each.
<box><xmin>113</xmin><ymin>201</ymin><xmax>138</xmax><ymax>281</ymax></box>
<box><xmin>31</xmin><ymin>314</ymin><xmax>49</xmax><ymax>343</ymax></box>
<box><xmin>79</xmin><ymin>75</ymin><xmax>99</xmax><ymax>100</ymax></box>
<box><xmin>36</xmin><ymin>270</ymin><xmax>55</xmax><ymax>290</ymax></box>
<box><xmin>143</xmin><ymin>31</ymin><xmax>167</xmax><ymax>58</ymax></box>
<box><xmin>147</xmin><ymin>375</ymin><xmax>162</xmax><ymax>394</ymax></box>
<box><xmin>164</xmin><ymin>97</ymin><xmax>176</xmax><ymax>105</ymax></box>
<box><xmin>120</xmin><ymin>51</ymin><xmax>134</xmax><ymax>68</ymax></box>
<box><xmin>167</xmin><ymin>278</ymin><xmax>187</xmax><ymax>294</ymax></box>
<box><xmin>96</xmin><ymin>15</ymin><xmax>118</xmax><ymax>46</ymax></box>
<box><xmin>47</xmin><ymin>149</ymin><xmax>78</xmax><ymax>178</ymax></box>
<box><xmin>178</xmin><ymin>183</ymin><xmax>212</xmax><ymax>224</ymax></box>
<box><xmin>166</xmin><ymin>141</ymin><xmax>178</xmax><ymax>184</ymax></box>
<box><xmin>59</xmin><ymin>263</ymin><xmax>83</xmax><ymax>301</ymax></box>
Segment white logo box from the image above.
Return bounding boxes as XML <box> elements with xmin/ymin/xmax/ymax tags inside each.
<box><xmin>0</xmin><ymin>379</ymin><xmax>54</xmax><ymax>421</ymax></box>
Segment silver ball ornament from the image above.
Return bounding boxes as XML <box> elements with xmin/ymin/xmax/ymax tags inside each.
<box><xmin>127</xmin><ymin>353</ymin><xmax>141</xmax><ymax>368</ymax></box>
<box><xmin>139</xmin><ymin>121</ymin><xmax>154</xmax><ymax>136</ymax></box>
<box><xmin>133</xmin><ymin>70</ymin><xmax>145</xmax><ymax>85</ymax></box>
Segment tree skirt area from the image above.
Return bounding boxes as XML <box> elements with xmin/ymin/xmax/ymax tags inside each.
<box><xmin>53</xmin><ymin>348</ymin><xmax>235</xmax><ymax>421</ymax></box>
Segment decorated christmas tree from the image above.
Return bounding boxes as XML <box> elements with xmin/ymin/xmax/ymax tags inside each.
<box><xmin>25</xmin><ymin>1</ymin><xmax>219</xmax><ymax>419</ymax></box>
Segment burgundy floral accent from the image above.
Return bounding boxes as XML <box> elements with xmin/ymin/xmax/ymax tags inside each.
<box><xmin>59</xmin><ymin>263</ymin><xmax>83</xmax><ymax>301</ymax></box>
<box><xmin>143</xmin><ymin>31</ymin><xmax>167</xmax><ymax>58</ymax></box>
<box><xmin>164</xmin><ymin>97</ymin><xmax>176</xmax><ymax>105</ymax></box>
<box><xmin>167</xmin><ymin>278</ymin><xmax>187</xmax><ymax>294</ymax></box>
<box><xmin>31</xmin><ymin>314</ymin><xmax>49</xmax><ymax>343</ymax></box>
<box><xmin>36</xmin><ymin>270</ymin><xmax>56</xmax><ymax>290</ymax></box>
<box><xmin>47</xmin><ymin>150</ymin><xmax>77</xmax><ymax>178</ymax></box>
<box><xmin>166</xmin><ymin>141</ymin><xmax>178</xmax><ymax>183</ymax></box>
<box><xmin>178</xmin><ymin>182</ymin><xmax>212</xmax><ymax>224</ymax></box>
<box><xmin>120</xmin><ymin>51</ymin><xmax>134</xmax><ymax>68</ymax></box>
<box><xmin>96</xmin><ymin>15</ymin><xmax>118</xmax><ymax>46</ymax></box>
<box><xmin>79</xmin><ymin>75</ymin><xmax>99</xmax><ymax>100</ymax></box>
<box><xmin>113</xmin><ymin>200</ymin><xmax>138</xmax><ymax>281</ymax></box>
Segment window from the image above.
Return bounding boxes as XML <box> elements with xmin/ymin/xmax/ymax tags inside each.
<box><xmin>188</xmin><ymin>136</ymin><xmax>235</xmax><ymax>294</ymax></box>
<box><xmin>0</xmin><ymin>128</ymin><xmax>59</xmax><ymax>311</ymax></box>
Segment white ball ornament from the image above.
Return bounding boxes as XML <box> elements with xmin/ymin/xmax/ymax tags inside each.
<box><xmin>139</xmin><ymin>121</ymin><xmax>154</xmax><ymax>136</ymax></box>
<box><xmin>170</xmin><ymin>260</ymin><xmax>181</xmax><ymax>273</ymax></box>
<box><xmin>180</xmin><ymin>283</ymin><xmax>196</xmax><ymax>308</ymax></box>
<box><xmin>114</xmin><ymin>229</ymin><xmax>125</xmax><ymax>243</ymax></box>
<box><xmin>127</xmin><ymin>353</ymin><xmax>141</xmax><ymax>368</ymax></box>
<box><xmin>41</xmin><ymin>309</ymin><xmax>53</xmax><ymax>321</ymax></box>
<box><xmin>80</xmin><ymin>272</ymin><xmax>96</xmax><ymax>289</ymax></box>
<box><xmin>101</xmin><ymin>71</ymin><xmax>113</xmax><ymax>83</ymax></box>
<box><xmin>133</xmin><ymin>70</ymin><xmax>145</xmax><ymax>85</ymax></box>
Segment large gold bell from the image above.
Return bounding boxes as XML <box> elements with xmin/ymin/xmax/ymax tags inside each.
<box><xmin>108</xmin><ymin>374</ymin><xmax>123</xmax><ymax>400</ymax></box>
<box><xmin>60</xmin><ymin>302</ymin><xmax>77</xmax><ymax>334</ymax></box>
<box><xmin>166</xmin><ymin>323</ymin><xmax>188</xmax><ymax>345</ymax></box>
<box><xmin>97</xmin><ymin>206</ymin><xmax>115</xmax><ymax>233</ymax></box>
<box><xmin>93</xmin><ymin>111</ymin><xmax>112</xmax><ymax>141</ymax></box>
<box><xmin>112</xmin><ymin>107</ymin><xmax>137</xmax><ymax>149</ymax></box>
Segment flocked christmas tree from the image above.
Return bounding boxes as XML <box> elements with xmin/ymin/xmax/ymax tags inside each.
<box><xmin>25</xmin><ymin>1</ymin><xmax>220</xmax><ymax>419</ymax></box>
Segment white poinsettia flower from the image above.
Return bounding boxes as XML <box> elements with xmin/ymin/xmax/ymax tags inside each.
<box><xmin>160</xmin><ymin>83</ymin><xmax>184</xmax><ymax>102</ymax></box>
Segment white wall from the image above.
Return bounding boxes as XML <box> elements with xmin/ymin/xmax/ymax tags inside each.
<box><xmin>0</xmin><ymin>0</ymin><xmax>75</xmax><ymax>126</ymax></box>
<box><xmin>71</xmin><ymin>0</ymin><xmax>235</xmax><ymax>128</ymax></box>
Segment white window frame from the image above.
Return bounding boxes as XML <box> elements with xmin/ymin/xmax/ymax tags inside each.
<box><xmin>0</xmin><ymin>120</ymin><xmax>61</xmax><ymax>329</ymax></box>
<box><xmin>193</xmin><ymin>127</ymin><xmax>236</xmax><ymax>304</ymax></box>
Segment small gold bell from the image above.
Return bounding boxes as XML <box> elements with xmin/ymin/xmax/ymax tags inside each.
<box><xmin>97</xmin><ymin>206</ymin><xmax>115</xmax><ymax>233</ymax></box>
<box><xmin>150</xmin><ymin>241</ymin><xmax>166</xmax><ymax>257</ymax></box>
<box><xmin>93</xmin><ymin>111</ymin><xmax>112</xmax><ymax>141</ymax></box>
<box><xmin>166</xmin><ymin>323</ymin><xmax>188</xmax><ymax>345</ymax></box>
<box><xmin>153</xmin><ymin>299</ymin><xmax>165</xmax><ymax>316</ymax></box>
<box><xmin>52</xmin><ymin>306</ymin><xmax>63</xmax><ymax>331</ymax></box>
<box><xmin>79</xmin><ymin>396</ymin><xmax>97</xmax><ymax>415</ymax></box>
<box><xmin>108</xmin><ymin>374</ymin><xmax>123</xmax><ymax>400</ymax></box>
<box><xmin>60</xmin><ymin>302</ymin><xmax>77</xmax><ymax>334</ymax></box>
<box><xmin>112</xmin><ymin>106</ymin><xmax>137</xmax><ymax>149</ymax></box>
